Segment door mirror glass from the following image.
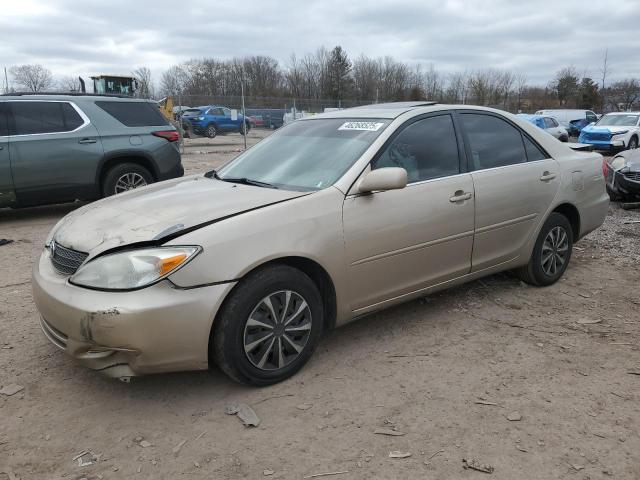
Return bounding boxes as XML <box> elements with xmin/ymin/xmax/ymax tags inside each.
<box><xmin>358</xmin><ymin>167</ymin><xmax>407</xmax><ymax>193</ymax></box>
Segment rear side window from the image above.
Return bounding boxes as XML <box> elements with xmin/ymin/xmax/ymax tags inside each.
<box><xmin>10</xmin><ymin>101</ymin><xmax>84</xmax><ymax>135</ymax></box>
<box><xmin>95</xmin><ymin>101</ymin><xmax>168</xmax><ymax>127</ymax></box>
<box><xmin>372</xmin><ymin>114</ymin><xmax>460</xmax><ymax>183</ymax></box>
<box><xmin>461</xmin><ymin>113</ymin><xmax>527</xmax><ymax>170</ymax></box>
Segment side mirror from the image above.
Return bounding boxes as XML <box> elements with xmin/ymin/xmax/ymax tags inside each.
<box><xmin>358</xmin><ymin>167</ymin><xmax>407</xmax><ymax>193</ymax></box>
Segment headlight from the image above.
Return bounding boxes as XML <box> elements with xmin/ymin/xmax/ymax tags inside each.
<box><xmin>612</xmin><ymin>130</ymin><xmax>628</xmax><ymax>137</ymax></box>
<box><xmin>70</xmin><ymin>246</ymin><xmax>201</xmax><ymax>290</ymax></box>
<box><xmin>609</xmin><ymin>156</ymin><xmax>627</xmax><ymax>170</ymax></box>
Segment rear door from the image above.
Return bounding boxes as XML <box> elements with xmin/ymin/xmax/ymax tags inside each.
<box><xmin>0</xmin><ymin>102</ymin><xmax>15</xmax><ymax>207</ymax></box>
<box><xmin>8</xmin><ymin>100</ymin><xmax>104</xmax><ymax>206</ymax></box>
<box><xmin>343</xmin><ymin>113</ymin><xmax>475</xmax><ymax>311</ymax></box>
<box><xmin>458</xmin><ymin>111</ymin><xmax>560</xmax><ymax>272</ymax></box>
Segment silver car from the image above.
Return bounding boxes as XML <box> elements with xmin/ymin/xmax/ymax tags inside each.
<box><xmin>32</xmin><ymin>102</ymin><xmax>609</xmax><ymax>385</ymax></box>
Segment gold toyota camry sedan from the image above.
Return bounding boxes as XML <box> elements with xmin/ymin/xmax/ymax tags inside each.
<box><xmin>33</xmin><ymin>102</ymin><xmax>609</xmax><ymax>385</ymax></box>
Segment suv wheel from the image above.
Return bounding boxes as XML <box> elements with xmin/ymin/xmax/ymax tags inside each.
<box><xmin>516</xmin><ymin>213</ymin><xmax>573</xmax><ymax>286</ymax></box>
<box><xmin>206</xmin><ymin>124</ymin><xmax>217</xmax><ymax>138</ymax></box>
<box><xmin>102</xmin><ymin>163</ymin><xmax>153</xmax><ymax>197</ymax></box>
<box><xmin>212</xmin><ymin>265</ymin><xmax>323</xmax><ymax>385</ymax></box>
<box><xmin>240</xmin><ymin>122</ymin><xmax>250</xmax><ymax>136</ymax></box>
<box><xmin>628</xmin><ymin>136</ymin><xmax>638</xmax><ymax>150</ymax></box>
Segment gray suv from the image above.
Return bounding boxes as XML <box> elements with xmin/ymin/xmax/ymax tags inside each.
<box><xmin>0</xmin><ymin>94</ymin><xmax>183</xmax><ymax>208</ymax></box>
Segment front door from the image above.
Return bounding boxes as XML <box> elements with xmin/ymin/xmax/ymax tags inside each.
<box><xmin>8</xmin><ymin>100</ymin><xmax>104</xmax><ymax>206</ymax></box>
<box><xmin>0</xmin><ymin>102</ymin><xmax>15</xmax><ymax>207</ymax></box>
<box><xmin>343</xmin><ymin>113</ymin><xmax>475</xmax><ymax>312</ymax></box>
<box><xmin>458</xmin><ymin>112</ymin><xmax>560</xmax><ymax>271</ymax></box>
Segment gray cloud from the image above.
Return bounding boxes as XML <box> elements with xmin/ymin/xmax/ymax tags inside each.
<box><xmin>1</xmin><ymin>0</ymin><xmax>639</xmax><ymax>86</ymax></box>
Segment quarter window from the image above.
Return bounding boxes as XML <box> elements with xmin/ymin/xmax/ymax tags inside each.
<box><xmin>10</xmin><ymin>101</ymin><xmax>84</xmax><ymax>135</ymax></box>
<box><xmin>372</xmin><ymin>114</ymin><xmax>460</xmax><ymax>183</ymax></box>
<box><xmin>461</xmin><ymin>113</ymin><xmax>527</xmax><ymax>170</ymax></box>
<box><xmin>523</xmin><ymin>135</ymin><xmax>549</xmax><ymax>161</ymax></box>
<box><xmin>95</xmin><ymin>101</ymin><xmax>169</xmax><ymax>127</ymax></box>
<box><xmin>0</xmin><ymin>103</ymin><xmax>8</xmax><ymax>136</ymax></box>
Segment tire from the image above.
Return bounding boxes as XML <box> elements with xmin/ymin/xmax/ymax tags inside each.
<box><xmin>102</xmin><ymin>163</ymin><xmax>154</xmax><ymax>197</ymax></box>
<box><xmin>239</xmin><ymin>121</ymin><xmax>250</xmax><ymax>136</ymax></box>
<box><xmin>516</xmin><ymin>213</ymin><xmax>573</xmax><ymax>287</ymax></box>
<box><xmin>212</xmin><ymin>265</ymin><xmax>323</xmax><ymax>386</ymax></box>
<box><xmin>628</xmin><ymin>136</ymin><xmax>638</xmax><ymax>150</ymax></box>
<box><xmin>606</xmin><ymin>185</ymin><xmax>621</xmax><ymax>202</ymax></box>
<box><xmin>206</xmin><ymin>124</ymin><xmax>217</xmax><ymax>138</ymax></box>
<box><xmin>559</xmin><ymin>135</ymin><xmax>568</xmax><ymax>142</ymax></box>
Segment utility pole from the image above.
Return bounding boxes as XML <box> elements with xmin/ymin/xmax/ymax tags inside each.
<box><xmin>600</xmin><ymin>48</ymin><xmax>609</xmax><ymax>113</ymax></box>
<box><xmin>4</xmin><ymin>67</ymin><xmax>8</xmax><ymax>94</ymax></box>
<box><xmin>241</xmin><ymin>78</ymin><xmax>247</xmax><ymax>151</ymax></box>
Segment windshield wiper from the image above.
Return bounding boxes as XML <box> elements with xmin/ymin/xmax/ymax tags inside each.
<box><xmin>219</xmin><ymin>177</ymin><xmax>279</xmax><ymax>189</ymax></box>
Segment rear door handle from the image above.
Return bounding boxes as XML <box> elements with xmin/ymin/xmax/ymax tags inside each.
<box><xmin>78</xmin><ymin>138</ymin><xmax>97</xmax><ymax>144</ymax></box>
<box><xmin>449</xmin><ymin>191</ymin><xmax>473</xmax><ymax>203</ymax></box>
<box><xmin>540</xmin><ymin>171</ymin><xmax>557</xmax><ymax>181</ymax></box>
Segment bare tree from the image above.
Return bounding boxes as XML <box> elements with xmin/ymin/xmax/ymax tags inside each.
<box><xmin>607</xmin><ymin>79</ymin><xmax>640</xmax><ymax>111</ymax></box>
<box><xmin>160</xmin><ymin>65</ymin><xmax>188</xmax><ymax>96</ymax></box>
<box><xmin>10</xmin><ymin>64</ymin><xmax>53</xmax><ymax>92</ymax></box>
<box><xmin>57</xmin><ymin>76</ymin><xmax>82</xmax><ymax>92</ymax></box>
<box><xmin>133</xmin><ymin>67</ymin><xmax>153</xmax><ymax>98</ymax></box>
<box><xmin>514</xmin><ymin>72</ymin><xmax>528</xmax><ymax>112</ymax></box>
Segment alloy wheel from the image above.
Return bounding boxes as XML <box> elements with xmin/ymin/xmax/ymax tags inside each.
<box><xmin>243</xmin><ymin>290</ymin><xmax>312</xmax><ymax>371</ymax></box>
<box><xmin>114</xmin><ymin>172</ymin><xmax>147</xmax><ymax>193</ymax></box>
<box><xmin>541</xmin><ymin>226</ymin><xmax>569</xmax><ymax>276</ymax></box>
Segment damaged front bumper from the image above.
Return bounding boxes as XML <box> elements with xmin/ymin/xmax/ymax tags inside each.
<box><xmin>606</xmin><ymin>168</ymin><xmax>640</xmax><ymax>200</ymax></box>
<box><xmin>32</xmin><ymin>250</ymin><xmax>236</xmax><ymax>379</ymax></box>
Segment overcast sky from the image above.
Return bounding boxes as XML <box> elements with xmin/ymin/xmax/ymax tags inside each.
<box><xmin>1</xmin><ymin>0</ymin><xmax>639</xmax><ymax>87</ymax></box>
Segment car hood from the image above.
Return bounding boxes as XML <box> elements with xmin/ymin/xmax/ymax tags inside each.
<box><xmin>582</xmin><ymin>125</ymin><xmax>631</xmax><ymax>135</ymax></box>
<box><xmin>52</xmin><ymin>175</ymin><xmax>309</xmax><ymax>255</ymax></box>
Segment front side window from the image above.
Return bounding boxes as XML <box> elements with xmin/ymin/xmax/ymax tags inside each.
<box><xmin>372</xmin><ymin>114</ymin><xmax>460</xmax><ymax>183</ymax></box>
<box><xmin>461</xmin><ymin>113</ymin><xmax>527</xmax><ymax>170</ymax></box>
<box><xmin>219</xmin><ymin>118</ymin><xmax>390</xmax><ymax>191</ymax></box>
<box><xmin>586</xmin><ymin>111</ymin><xmax>598</xmax><ymax>123</ymax></box>
<box><xmin>10</xmin><ymin>101</ymin><xmax>84</xmax><ymax>135</ymax></box>
<box><xmin>596</xmin><ymin>114</ymin><xmax>639</xmax><ymax>127</ymax></box>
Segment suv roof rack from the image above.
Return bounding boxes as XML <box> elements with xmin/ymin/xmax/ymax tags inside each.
<box><xmin>1</xmin><ymin>92</ymin><xmax>137</xmax><ymax>99</ymax></box>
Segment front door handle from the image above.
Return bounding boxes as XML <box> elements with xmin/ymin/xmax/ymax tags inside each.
<box><xmin>78</xmin><ymin>138</ymin><xmax>97</xmax><ymax>144</ymax></box>
<box><xmin>540</xmin><ymin>171</ymin><xmax>557</xmax><ymax>181</ymax></box>
<box><xmin>449</xmin><ymin>191</ymin><xmax>473</xmax><ymax>203</ymax></box>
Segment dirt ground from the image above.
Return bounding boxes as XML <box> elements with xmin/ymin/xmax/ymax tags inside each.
<box><xmin>1</xmin><ymin>130</ymin><xmax>639</xmax><ymax>480</ymax></box>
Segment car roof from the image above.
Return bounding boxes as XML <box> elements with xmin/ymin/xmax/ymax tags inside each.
<box><xmin>602</xmin><ymin>111</ymin><xmax>640</xmax><ymax>115</ymax></box>
<box><xmin>0</xmin><ymin>93</ymin><xmax>149</xmax><ymax>102</ymax></box>
<box><xmin>305</xmin><ymin>101</ymin><xmax>442</xmax><ymax>120</ymax></box>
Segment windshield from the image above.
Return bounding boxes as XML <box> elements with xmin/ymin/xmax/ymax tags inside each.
<box><xmin>218</xmin><ymin>118</ymin><xmax>390</xmax><ymax>191</ymax></box>
<box><xmin>183</xmin><ymin>109</ymin><xmax>203</xmax><ymax>115</ymax></box>
<box><xmin>596</xmin><ymin>114</ymin><xmax>639</xmax><ymax>127</ymax></box>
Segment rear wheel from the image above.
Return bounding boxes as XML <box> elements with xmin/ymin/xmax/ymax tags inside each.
<box><xmin>102</xmin><ymin>163</ymin><xmax>153</xmax><ymax>197</ymax></box>
<box><xmin>516</xmin><ymin>213</ymin><xmax>573</xmax><ymax>286</ymax></box>
<box><xmin>240</xmin><ymin>121</ymin><xmax>250</xmax><ymax>136</ymax></box>
<box><xmin>212</xmin><ymin>265</ymin><xmax>323</xmax><ymax>385</ymax></box>
<box><xmin>206</xmin><ymin>124</ymin><xmax>217</xmax><ymax>138</ymax></box>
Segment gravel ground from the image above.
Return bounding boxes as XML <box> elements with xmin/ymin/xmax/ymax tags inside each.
<box><xmin>1</xmin><ymin>131</ymin><xmax>639</xmax><ymax>480</ymax></box>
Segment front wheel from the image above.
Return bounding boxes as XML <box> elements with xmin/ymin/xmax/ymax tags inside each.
<box><xmin>516</xmin><ymin>213</ymin><xmax>573</xmax><ymax>286</ymax></box>
<box><xmin>628</xmin><ymin>136</ymin><xmax>638</xmax><ymax>150</ymax></box>
<box><xmin>239</xmin><ymin>122</ymin><xmax>250</xmax><ymax>136</ymax></box>
<box><xmin>212</xmin><ymin>265</ymin><xmax>323</xmax><ymax>385</ymax></box>
<box><xmin>206</xmin><ymin>124</ymin><xmax>217</xmax><ymax>138</ymax></box>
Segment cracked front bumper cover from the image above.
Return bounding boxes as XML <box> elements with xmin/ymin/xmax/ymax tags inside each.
<box><xmin>32</xmin><ymin>249</ymin><xmax>236</xmax><ymax>377</ymax></box>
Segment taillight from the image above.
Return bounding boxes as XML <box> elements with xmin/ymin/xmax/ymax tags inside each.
<box><xmin>152</xmin><ymin>130</ymin><xmax>179</xmax><ymax>142</ymax></box>
<box><xmin>602</xmin><ymin>158</ymin><xmax>608</xmax><ymax>178</ymax></box>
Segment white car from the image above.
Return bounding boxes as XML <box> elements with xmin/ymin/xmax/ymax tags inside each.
<box><xmin>579</xmin><ymin>112</ymin><xmax>640</xmax><ymax>151</ymax></box>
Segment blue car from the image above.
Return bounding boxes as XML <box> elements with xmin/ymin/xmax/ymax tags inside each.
<box><xmin>516</xmin><ymin>114</ymin><xmax>569</xmax><ymax>142</ymax></box>
<box><xmin>181</xmin><ymin>105</ymin><xmax>250</xmax><ymax>138</ymax></box>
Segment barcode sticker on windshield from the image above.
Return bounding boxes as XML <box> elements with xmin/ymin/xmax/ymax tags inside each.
<box><xmin>338</xmin><ymin>121</ymin><xmax>385</xmax><ymax>132</ymax></box>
